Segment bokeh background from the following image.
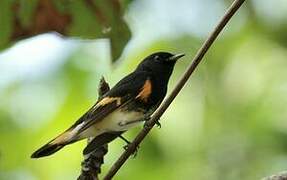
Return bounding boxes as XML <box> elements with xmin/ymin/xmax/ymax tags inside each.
<box><xmin>1</xmin><ymin>0</ymin><xmax>287</xmax><ymax>179</ymax></box>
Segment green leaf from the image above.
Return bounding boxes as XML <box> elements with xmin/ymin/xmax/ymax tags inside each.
<box><xmin>0</xmin><ymin>0</ymin><xmax>132</xmax><ymax>62</ymax></box>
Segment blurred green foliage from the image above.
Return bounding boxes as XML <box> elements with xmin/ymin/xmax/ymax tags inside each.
<box><xmin>0</xmin><ymin>0</ymin><xmax>131</xmax><ymax>61</ymax></box>
<box><xmin>1</xmin><ymin>0</ymin><xmax>287</xmax><ymax>180</ymax></box>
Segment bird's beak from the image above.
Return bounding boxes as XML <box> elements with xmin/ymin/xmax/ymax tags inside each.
<box><xmin>168</xmin><ymin>53</ymin><xmax>185</xmax><ymax>61</ymax></box>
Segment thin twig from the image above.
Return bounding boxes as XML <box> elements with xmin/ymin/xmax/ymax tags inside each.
<box><xmin>78</xmin><ymin>77</ymin><xmax>110</xmax><ymax>180</ymax></box>
<box><xmin>103</xmin><ymin>0</ymin><xmax>246</xmax><ymax>179</ymax></box>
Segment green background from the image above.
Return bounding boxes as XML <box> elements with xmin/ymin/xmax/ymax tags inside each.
<box><xmin>1</xmin><ymin>0</ymin><xmax>287</xmax><ymax>179</ymax></box>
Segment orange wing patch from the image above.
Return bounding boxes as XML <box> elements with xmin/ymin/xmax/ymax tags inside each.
<box><xmin>136</xmin><ymin>79</ymin><xmax>152</xmax><ymax>102</ymax></box>
<box><xmin>96</xmin><ymin>97</ymin><xmax>121</xmax><ymax>107</ymax></box>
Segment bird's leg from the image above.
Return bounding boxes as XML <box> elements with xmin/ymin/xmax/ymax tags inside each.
<box><xmin>119</xmin><ymin>135</ymin><xmax>131</xmax><ymax>144</ymax></box>
<box><xmin>119</xmin><ymin>135</ymin><xmax>139</xmax><ymax>158</ymax></box>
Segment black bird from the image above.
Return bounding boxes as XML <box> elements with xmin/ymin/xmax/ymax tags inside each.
<box><xmin>31</xmin><ymin>52</ymin><xmax>184</xmax><ymax>158</ymax></box>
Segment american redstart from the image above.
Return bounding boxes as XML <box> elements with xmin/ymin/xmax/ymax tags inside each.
<box><xmin>31</xmin><ymin>52</ymin><xmax>184</xmax><ymax>158</ymax></box>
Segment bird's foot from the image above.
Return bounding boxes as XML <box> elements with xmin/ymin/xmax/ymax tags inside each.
<box><xmin>155</xmin><ymin>120</ymin><xmax>161</xmax><ymax>129</ymax></box>
<box><xmin>119</xmin><ymin>135</ymin><xmax>138</xmax><ymax>158</ymax></box>
<box><xmin>123</xmin><ymin>143</ymin><xmax>139</xmax><ymax>158</ymax></box>
<box><xmin>143</xmin><ymin>118</ymin><xmax>161</xmax><ymax>129</ymax></box>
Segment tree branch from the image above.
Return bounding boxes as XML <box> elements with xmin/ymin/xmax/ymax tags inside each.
<box><xmin>78</xmin><ymin>77</ymin><xmax>110</xmax><ymax>180</ymax></box>
<box><xmin>103</xmin><ymin>0</ymin><xmax>246</xmax><ymax>179</ymax></box>
<box><xmin>262</xmin><ymin>171</ymin><xmax>287</xmax><ymax>180</ymax></box>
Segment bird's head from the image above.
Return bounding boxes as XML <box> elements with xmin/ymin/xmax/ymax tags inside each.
<box><xmin>136</xmin><ymin>52</ymin><xmax>185</xmax><ymax>74</ymax></box>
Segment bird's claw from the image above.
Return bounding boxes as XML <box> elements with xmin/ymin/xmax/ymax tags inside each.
<box><xmin>123</xmin><ymin>144</ymin><xmax>139</xmax><ymax>158</ymax></box>
<box><xmin>123</xmin><ymin>144</ymin><xmax>129</xmax><ymax>151</ymax></box>
<box><xmin>120</xmin><ymin>135</ymin><xmax>139</xmax><ymax>158</ymax></box>
<box><xmin>144</xmin><ymin>119</ymin><xmax>161</xmax><ymax>129</ymax></box>
<box><xmin>155</xmin><ymin>120</ymin><xmax>161</xmax><ymax>129</ymax></box>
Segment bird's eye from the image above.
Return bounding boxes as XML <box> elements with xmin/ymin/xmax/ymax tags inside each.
<box><xmin>154</xmin><ymin>55</ymin><xmax>160</xmax><ymax>61</ymax></box>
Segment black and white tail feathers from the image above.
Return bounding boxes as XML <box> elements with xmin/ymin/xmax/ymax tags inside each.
<box><xmin>31</xmin><ymin>130</ymin><xmax>76</xmax><ymax>158</ymax></box>
<box><xmin>31</xmin><ymin>143</ymin><xmax>65</xmax><ymax>158</ymax></box>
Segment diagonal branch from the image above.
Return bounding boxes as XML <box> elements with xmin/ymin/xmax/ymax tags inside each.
<box><xmin>103</xmin><ymin>0</ymin><xmax>246</xmax><ymax>179</ymax></box>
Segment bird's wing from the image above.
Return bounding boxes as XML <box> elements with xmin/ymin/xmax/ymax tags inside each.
<box><xmin>71</xmin><ymin>71</ymin><xmax>153</xmax><ymax>136</ymax></box>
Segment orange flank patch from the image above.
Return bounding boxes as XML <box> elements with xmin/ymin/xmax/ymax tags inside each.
<box><xmin>136</xmin><ymin>79</ymin><xmax>152</xmax><ymax>102</ymax></box>
<box><xmin>97</xmin><ymin>97</ymin><xmax>121</xmax><ymax>107</ymax></box>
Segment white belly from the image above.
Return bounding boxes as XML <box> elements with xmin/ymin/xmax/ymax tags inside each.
<box><xmin>81</xmin><ymin>109</ymin><xmax>144</xmax><ymax>138</ymax></box>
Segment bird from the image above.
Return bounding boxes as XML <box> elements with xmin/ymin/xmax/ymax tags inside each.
<box><xmin>31</xmin><ymin>52</ymin><xmax>184</xmax><ymax>158</ymax></box>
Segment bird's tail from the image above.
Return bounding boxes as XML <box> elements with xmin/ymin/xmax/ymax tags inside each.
<box><xmin>31</xmin><ymin>130</ymin><xmax>77</xmax><ymax>158</ymax></box>
<box><xmin>31</xmin><ymin>143</ymin><xmax>65</xmax><ymax>158</ymax></box>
